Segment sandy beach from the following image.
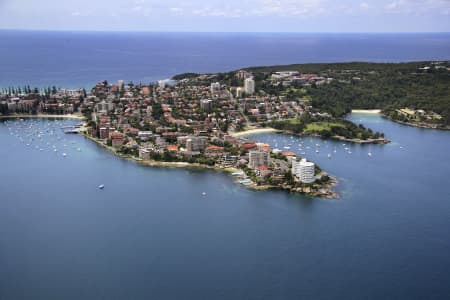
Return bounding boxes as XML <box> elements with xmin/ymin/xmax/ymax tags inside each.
<box><xmin>351</xmin><ymin>109</ymin><xmax>381</xmax><ymax>114</ymax></box>
<box><xmin>231</xmin><ymin>128</ymin><xmax>280</xmax><ymax>137</ymax></box>
<box><xmin>0</xmin><ymin>114</ymin><xmax>85</xmax><ymax>119</ymax></box>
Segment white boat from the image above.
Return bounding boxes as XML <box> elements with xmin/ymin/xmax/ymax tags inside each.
<box><xmin>202</xmin><ymin>192</ymin><xmax>207</xmax><ymax>196</ymax></box>
<box><xmin>62</xmin><ymin>153</ymin><xmax>67</xmax><ymax>157</ymax></box>
<box><xmin>327</xmin><ymin>154</ymin><xmax>331</xmax><ymax>158</ymax></box>
<box><xmin>368</xmin><ymin>152</ymin><xmax>372</xmax><ymax>157</ymax></box>
<box><xmin>98</xmin><ymin>184</ymin><xmax>105</xmax><ymax>189</ymax></box>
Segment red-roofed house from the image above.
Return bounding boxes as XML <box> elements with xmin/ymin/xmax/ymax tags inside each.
<box><xmin>282</xmin><ymin>151</ymin><xmax>296</xmax><ymax>157</ymax></box>
<box><xmin>242</xmin><ymin>142</ymin><xmax>257</xmax><ymax>151</ymax></box>
<box><xmin>110</xmin><ymin>132</ymin><xmax>125</xmax><ymax>149</ymax></box>
<box><xmin>256</xmin><ymin>165</ymin><xmax>272</xmax><ymax>177</ymax></box>
<box><xmin>166</xmin><ymin>145</ymin><xmax>179</xmax><ymax>152</ymax></box>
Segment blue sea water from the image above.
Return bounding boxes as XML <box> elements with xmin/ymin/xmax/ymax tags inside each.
<box><xmin>1</xmin><ymin>115</ymin><xmax>450</xmax><ymax>299</ymax></box>
<box><xmin>0</xmin><ymin>31</ymin><xmax>450</xmax><ymax>88</ymax></box>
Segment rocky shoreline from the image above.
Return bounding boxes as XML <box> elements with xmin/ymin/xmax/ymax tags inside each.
<box><xmin>265</xmin><ymin>129</ymin><xmax>390</xmax><ymax>144</ymax></box>
<box><xmin>383</xmin><ymin>115</ymin><xmax>450</xmax><ymax>131</ymax></box>
<box><xmin>249</xmin><ymin>176</ymin><xmax>339</xmax><ymax>199</ymax></box>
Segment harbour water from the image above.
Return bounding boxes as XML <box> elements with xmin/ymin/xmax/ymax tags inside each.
<box><xmin>1</xmin><ymin>114</ymin><xmax>450</xmax><ymax>299</ymax></box>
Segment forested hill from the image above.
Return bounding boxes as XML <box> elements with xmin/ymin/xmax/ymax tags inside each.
<box><xmin>245</xmin><ymin>62</ymin><xmax>450</xmax><ymax>125</ymax></box>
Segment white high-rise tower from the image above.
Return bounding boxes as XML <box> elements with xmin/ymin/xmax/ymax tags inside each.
<box><xmin>244</xmin><ymin>77</ymin><xmax>255</xmax><ymax>95</ymax></box>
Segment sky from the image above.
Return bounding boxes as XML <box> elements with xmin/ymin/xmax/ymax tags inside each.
<box><xmin>0</xmin><ymin>0</ymin><xmax>449</xmax><ymax>32</ymax></box>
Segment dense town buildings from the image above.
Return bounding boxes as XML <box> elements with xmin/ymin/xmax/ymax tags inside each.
<box><xmin>0</xmin><ymin>67</ymin><xmax>352</xmax><ymax>195</ymax></box>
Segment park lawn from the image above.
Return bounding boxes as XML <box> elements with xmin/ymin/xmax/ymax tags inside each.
<box><xmin>305</xmin><ymin>122</ymin><xmax>345</xmax><ymax>132</ymax></box>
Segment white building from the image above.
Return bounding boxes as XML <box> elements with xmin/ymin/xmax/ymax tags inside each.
<box><xmin>292</xmin><ymin>158</ymin><xmax>315</xmax><ymax>183</ymax></box>
<box><xmin>96</xmin><ymin>100</ymin><xmax>114</xmax><ymax>113</ymax></box>
<box><xmin>200</xmin><ymin>99</ymin><xmax>213</xmax><ymax>112</ymax></box>
<box><xmin>137</xmin><ymin>131</ymin><xmax>153</xmax><ymax>141</ymax></box>
<box><xmin>210</xmin><ymin>82</ymin><xmax>221</xmax><ymax>94</ymax></box>
<box><xmin>271</xmin><ymin>71</ymin><xmax>299</xmax><ymax>80</ymax></box>
<box><xmin>118</xmin><ymin>80</ymin><xmax>124</xmax><ymax>91</ymax></box>
<box><xmin>244</xmin><ymin>77</ymin><xmax>255</xmax><ymax>95</ymax></box>
<box><xmin>186</xmin><ymin>136</ymin><xmax>208</xmax><ymax>152</ymax></box>
<box><xmin>248</xmin><ymin>150</ymin><xmax>269</xmax><ymax>169</ymax></box>
<box><xmin>236</xmin><ymin>87</ymin><xmax>244</xmax><ymax>98</ymax></box>
<box><xmin>158</xmin><ymin>80</ymin><xmax>166</xmax><ymax>89</ymax></box>
<box><xmin>139</xmin><ymin>148</ymin><xmax>151</xmax><ymax>160</ymax></box>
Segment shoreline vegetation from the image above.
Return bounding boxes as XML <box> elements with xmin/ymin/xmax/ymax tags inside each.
<box><xmin>383</xmin><ymin>115</ymin><xmax>450</xmax><ymax>131</ymax></box>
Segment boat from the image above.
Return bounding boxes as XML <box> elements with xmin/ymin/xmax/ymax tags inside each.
<box><xmin>98</xmin><ymin>184</ymin><xmax>105</xmax><ymax>189</ymax></box>
<box><xmin>368</xmin><ymin>152</ymin><xmax>372</xmax><ymax>157</ymax></box>
<box><xmin>62</xmin><ymin>153</ymin><xmax>67</xmax><ymax>157</ymax></box>
<box><xmin>239</xmin><ymin>179</ymin><xmax>253</xmax><ymax>185</ymax></box>
<box><xmin>327</xmin><ymin>154</ymin><xmax>331</xmax><ymax>158</ymax></box>
<box><xmin>64</xmin><ymin>129</ymin><xmax>79</xmax><ymax>134</ymax></box>
<box><xmin>202</xmin><ymin>192</ymin><xmax>207</xmax><ymax>196</ymax></box>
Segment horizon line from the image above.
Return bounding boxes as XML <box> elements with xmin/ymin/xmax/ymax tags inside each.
<box><xmin>1</xmin><ymin>28</ymin><xmax>450</xmax><ymax>34</ymax></box>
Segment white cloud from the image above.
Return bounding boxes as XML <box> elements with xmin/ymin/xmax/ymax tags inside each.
<box><xmin>71</xmin><ymin>10</ymin><xmax>93</xmax><ymax>17</ymax></box>
<box><xmin>385</xmin><ymin>0</ymin><xmax>402</xmax><ymax>10</ymax></box>
<box><xmin>253</xmin><ymin>0</ymin><xmax>326</xmax><ymax>17</ymax></box>
<box><xmin>191</xmin><ymin>7</ymin><xmax>243</xmax><ymax>18</ymax></box>
<box><xmin>360</xmin><ymin>2</ymin><xmax>369</xmax><ymax>10</ymax></box>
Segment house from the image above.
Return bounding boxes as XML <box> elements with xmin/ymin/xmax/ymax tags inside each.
<box><xmin>248</xmin><ymin>150</ymin><xmax>269</xmax><ymax>169</ymax></box>
<box><xmin>205</xmin><ymin>145</ymin><xmax>224</xmax><ymax>157</ymax></box>
<box><xmin>166</xmin><ymin>145</ymin><xmax>179</xmax><ymax>152</ymax></box>
<box><xmin>110</xmin><ymin>132</ymin><xmax>125</xmax><ymax>149</ymax></box>
<box><xmin>256</xmin><ymin>165</ymin><xmax>272</xmax><ymax>177</ymax></box>
<box><xmin>139</xmin><ymin>148</ymin><xmax>151</xmax><ymax>160</ymax></box>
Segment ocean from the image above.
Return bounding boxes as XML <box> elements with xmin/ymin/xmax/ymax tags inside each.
<box><xmin>0</xmin><ymin>31</ymin><xmax>450</xmax><ymax>88</ymax></box>
<box><xmin>1</xmin><ymin>114</ymin><xmax>450</xmax><ymax>299</ymax></box>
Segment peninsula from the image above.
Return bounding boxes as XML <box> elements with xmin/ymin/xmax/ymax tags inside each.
<box><xmin>2</xmin><ymin>61</ymin><xmax>448</xmax><ymax>197</ymax></box>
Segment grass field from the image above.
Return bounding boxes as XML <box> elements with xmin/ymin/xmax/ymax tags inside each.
<box><xmin>305</xmin><ymin>122</ymin><xmax>344</xmax><ymax>132</ymax></box>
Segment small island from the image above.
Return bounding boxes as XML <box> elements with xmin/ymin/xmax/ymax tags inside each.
<box><xmin>2</xmin><ymin>61</ymin><xmax>449</xmax><ymax>198</ymax></box>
